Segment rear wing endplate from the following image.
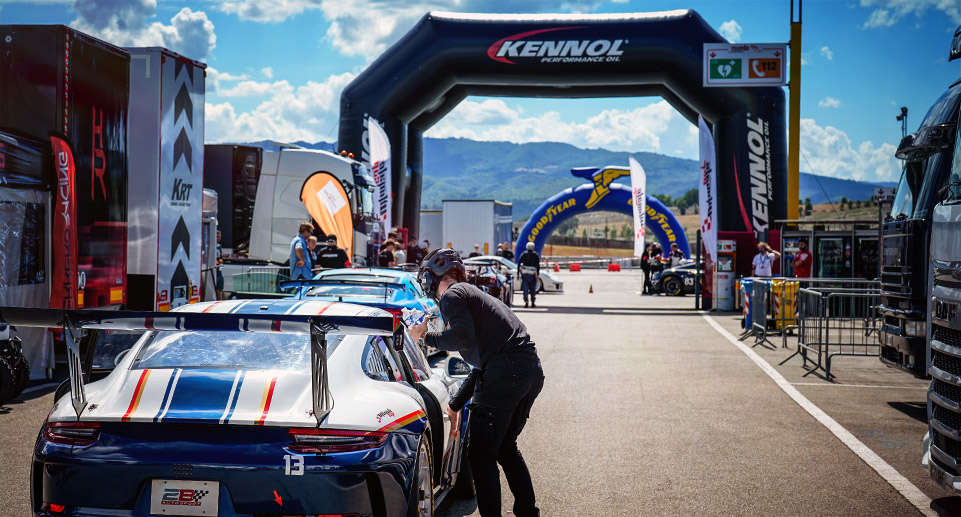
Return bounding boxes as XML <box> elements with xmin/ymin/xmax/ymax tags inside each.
<box><xmin>0</xmin><ymin>307</ymin><xmax>399</xmax><ymax>424</ymax></box>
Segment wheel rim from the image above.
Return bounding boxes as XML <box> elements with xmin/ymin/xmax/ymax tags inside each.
<box><xmin>416</xmin><ymin>443</ymin><xmax>432</xmax><ymax>516</ymax></box>
<box><xmin>666</xmin><ymin>279</ymin><xmax>681</xmax><ymax>295</ymax></box>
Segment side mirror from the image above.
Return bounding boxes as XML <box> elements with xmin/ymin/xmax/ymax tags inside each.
<box><xmin>447</xmin><ymin>357</ymin><xmax>471</xmax><ymax>378</ymax></box>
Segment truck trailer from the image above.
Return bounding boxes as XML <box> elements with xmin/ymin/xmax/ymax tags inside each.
<box><xmin>441</xmin><ymin>200</ymin><xmax>512</xmax><ymax>257</ymax></box>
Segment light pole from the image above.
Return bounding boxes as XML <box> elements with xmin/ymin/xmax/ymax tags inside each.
<box><xmin>896</xmin><ymin>106</ymin><xmax>908</xmax><ymax>139</ymax></box>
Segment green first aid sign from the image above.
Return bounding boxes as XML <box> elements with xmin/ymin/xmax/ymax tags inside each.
<box><xmin>709</xmin><ymin>59</ymin><xmax>741</xmax><ymax>80</ymax></box>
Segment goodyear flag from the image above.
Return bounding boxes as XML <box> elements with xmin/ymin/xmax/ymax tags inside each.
<box><xmin>698</xmin><ymin>116</ymin><xmax>717</xmax><ymax>261</ymax></box>
<box><xmin>628</xmin><ymin>157</ymin><xmax>646</xmax><ymax>257</ymax></box>
<box><xmin>368</xmin><ymin>117</ymin><xmax>392</xmax><ymax>232</ymax></box>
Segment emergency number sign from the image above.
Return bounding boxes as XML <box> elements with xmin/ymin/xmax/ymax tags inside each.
<box><xmin>703</xmin><ymin>43</ymin><xmax>787</xmax><ymax>87</ymax></box>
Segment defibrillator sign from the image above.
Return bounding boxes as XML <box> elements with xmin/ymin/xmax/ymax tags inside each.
<box><xmin>703</xmin><ymin>43</ymin><xmax>786</xmax><ymax>87</ymax></box>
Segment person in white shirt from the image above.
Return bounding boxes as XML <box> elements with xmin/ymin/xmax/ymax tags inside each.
<box><xmin>751</xmin><ymin>241</ymin><xmax>781</xmax><ymax>277</ymax></box>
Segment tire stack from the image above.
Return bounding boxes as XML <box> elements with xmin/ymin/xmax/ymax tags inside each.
<box><xmin>0</xmin><ymin>337</ymin><xmax>30</xmax><ymax>405</ymax></box>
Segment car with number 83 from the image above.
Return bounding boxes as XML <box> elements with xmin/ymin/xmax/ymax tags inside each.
<box><xmin>3</xmin><ymin>300</ymin><xmax>474</xmax><ymax>517</ymax></box>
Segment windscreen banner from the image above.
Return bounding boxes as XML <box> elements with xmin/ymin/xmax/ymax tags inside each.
<box><xmin>49</xmin><ymin>134</ymin><xmax>78</xmax><ymax>310</ymax></box>
<box><xmin>367</xmin><ymin>117</ymin><xmax>392</xmax><ymax>232</ymax></box>
<box><xmin>629</xmin><ymin>157</ymin><xmax>647</xmax><ymax>257</ymax></box>
<box><xmin>302</xmin><ymin>172</ymin><xmax>353</xmax><ymax>258</ymax></box>
<box><xmin>698</xmin><ymin>115</ymin><xmax>717</xmax><ymax>262</ymax></box>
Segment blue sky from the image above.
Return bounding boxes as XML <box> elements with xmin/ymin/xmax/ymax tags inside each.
<box><xmin>1</xmin><ymin>0</ymin><xmax>959</xmax><ymax>183</ymax></box>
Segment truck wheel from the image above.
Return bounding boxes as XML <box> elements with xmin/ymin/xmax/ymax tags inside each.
<box><xmin>0</xmin><ymin>358</ymin><xmax>16</xmax><ymax>405</ymax></box>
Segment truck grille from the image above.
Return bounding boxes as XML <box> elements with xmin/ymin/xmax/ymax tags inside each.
<box><xmin>932</xmin><ymin>348</ymin><xmax>961</xmax><ymax>377</ymax></box>
<box><xmin>933</xmin><ymin>430</ymin><xmax>961</xmax><ymax>466</ymax></box>
<box><xmin>933</xmin><ymin>404</ymin><xmax>961</xmax><ymax>433</ymax></box>
<box><xmin>934</xmin><ymin>379</ymin><xmax>961</xmax><ymax>403</ymax></box>
<box><xmin>935</xmin><ymin>326</ymin><xmax>961</xmax><ymax>348</ymax></box>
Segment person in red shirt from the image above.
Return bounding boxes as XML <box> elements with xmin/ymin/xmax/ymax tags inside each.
<box><xmin>792</xmin><ymin>238</ymin><xmax>813</xmax><ymax>278</ymax></box>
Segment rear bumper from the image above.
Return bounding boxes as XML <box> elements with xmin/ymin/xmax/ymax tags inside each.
<box><xmin>32</xmin><ymin>427</ymin><xmax>418</xmax><ymax>516</ymax></box>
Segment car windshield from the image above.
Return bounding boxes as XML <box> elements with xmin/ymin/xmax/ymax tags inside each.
<box><xmin>131</xmin><ymin>331</ymin><xmax>344</xmax><ymax>370</ymax></box>
<box><xmin>304</xmin><ymin>284</ymin><xmax>394</xmax><ymax>299</ymax></box>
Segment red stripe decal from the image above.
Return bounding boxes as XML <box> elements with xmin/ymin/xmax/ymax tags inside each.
<box><xmin>122</xmin><ymin>369</ymin><xmax>151</xmax><ymax>422</ymax></box>
<box><xmin>272</xmin><ymin>320</ymin><xmax>282</xmax><ymax>332</ymax></box>
<box><xmin>377</xmin><ymin>409</ymin><xmax>425</xmax><ymax>432</ymax></box>
<box><xmin>316</xmin><ymin>302</ymin><xmax>335</xmax><ymax>315</ymax></box>
<box><xmin>731</xmin><ymin>155</ymin><xmax>753</xmax><ymax>233</ymax></box>
<box><xmin>145</xmin><ymin>317</ymin><xmax>154</xmax><ymax>330</ymax></box>
<box><xmin>256</xmin><ymin>376</ymin><xmax>277</xmax><ymax>426</ymax></box>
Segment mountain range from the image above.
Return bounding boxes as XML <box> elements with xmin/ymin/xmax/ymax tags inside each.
<box><xmin>270</xmin><ymin>138</ymin><xmax>897</xmax><ymax>221</ymax></box>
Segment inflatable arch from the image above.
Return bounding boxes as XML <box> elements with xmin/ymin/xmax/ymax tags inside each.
<box><xmin>516</xmin><ymin>167</ymin><xmax>689</xmax><ymax>258</ymax></box>
<box><xmin>339</xmin><ymin>11</ymin><xmax>786</xmax><ymax>242</ymax></box>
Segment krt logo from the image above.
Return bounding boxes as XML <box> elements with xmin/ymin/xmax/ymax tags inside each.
<box><xmin>172</xmin><ymin>178</ymin><xmax>193</xmax><ymax>202</ymax></box>
<box><xmin>577</xmin><ymin>166</ymin><xmax>630</xmax><ymax>209</ymax></box>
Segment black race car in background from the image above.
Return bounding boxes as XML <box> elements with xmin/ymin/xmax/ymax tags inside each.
<box><xmin>652</xmin><ymin>261</ymin><xmax>702</xmax><ymax>296</ymax></box>
<box><xmin>465</xmin><ymin>262</ymin><xmax>513</xmax><ymax>307</ymax></box>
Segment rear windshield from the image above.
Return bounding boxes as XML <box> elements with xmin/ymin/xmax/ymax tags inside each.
<box><xmin>131</xmin><ymin>331</ymin><xmax>344</xmax><ymax>370</ymax></box>
<box><xmin>304</xmin><ymin>284</ymin><xmax>395</xmax><ymax>299</ymax></box>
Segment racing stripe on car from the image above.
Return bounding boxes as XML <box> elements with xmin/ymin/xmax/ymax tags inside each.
<box><xmin>153</xmin><ymin>368</ymin><xmax>182</xmax><ymax>422</ymax></box>
<box><xmin>255</xmin><ymin>376</ymin><xmax>278</xmax><ymax>425</ymax></box>
<box><xmin>202</xmin><ymin>301</ymin><xmax>225</xmax><ymax>313</ymax></box>
<box><xmin>222</xmin><ymin>370</ymin><xmax>247</xmax><ymax>424</ymax></box>
<box><xmin>157</xmin><ymin>370</ymin><xmax>242</xmax><ymax>423</ymax></box>
<box><xmin>228</xmin><ymin>300</ymin><xmax>253</xmax><ymax>314</ymax></box>
<box><xmin>377</xmin><ymin>409</ymin><xmax>426</xmax><ymax>433</ymax></box>
<box><xmin>122</xmin><ymin>369</ymin><xmax>152</xmax><ymax>422</ymax></box>
<box><xmin>284</xmin><ymin>300</ymin><xmax>309</xmax><ymax>314</ymax></box>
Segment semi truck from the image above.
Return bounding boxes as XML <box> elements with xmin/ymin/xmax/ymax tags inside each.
<box><xmin>879</xmin><ymin>76</ymin><xmax>961</xmax><ymax>377</ymax></box>
<box><xmin>924</xmin><ymin>104</ymin><xmax>961</xmax><ymax>492</ymax></box>
<box><xmin>203</xmin><ymin>144</ymin><xmax>376</xmax><ymax>293</ymax></box>
<box><xmin>441</xmin><ymin>200</ymin><xmax>513</xmax><ymax>257</ymax></box>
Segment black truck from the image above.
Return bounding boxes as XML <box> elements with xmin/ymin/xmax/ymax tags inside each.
<box><xmin>879</xmin><ymin>77</ymin><xmax>961</xmax><ymax>377</ymax></box>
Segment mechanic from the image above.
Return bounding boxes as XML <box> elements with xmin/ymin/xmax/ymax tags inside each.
<box><xmin>409</xmin><ymin>248</ymin><xmax>544</xmax><ymax>517</ymax></box>
<box><xmin>668</xmin><ymin>242</ymin><xmax>685</xmax><ymax>267</ymax></box>
<box><xmin>640</xmin><ymin>244</ymin><xmax>653</xmax><ymax>295</ymax></box>
<box><xmin>517</xmin><ymin>242</ymin><xmax>540</xmax><ymax>308</ymax></box>
<box><xmin>316</xmin><ymin>234</ymin><xmax>350</xmax><ymax>269</ymax></box>
<box><xmin>377</xmin><ymin>240</ymin><xmax>395</xmax><ymax>268</ymax></box>
<box><xmin>502</xmin><ymin>241</ymin><xmax>515</xmax><ymax>261</ymax></box>
<box><xmin>469</xmin><ymin>244</ymin><xmax>482</xmax><ymax>258</ymax></box>
<box><xmin>288</xmin><ymin>222</ymin><xmax>314</xmax><ymax>280</ymax></box>
<box><xmin>791</xmin><ymin>238</ymin><xmax>813</xmax><ymax>278</ymax></box>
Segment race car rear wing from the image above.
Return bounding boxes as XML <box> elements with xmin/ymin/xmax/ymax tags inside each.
<box><xmin>0</xmin><ymin>307</ymin><xmax>401</xmax><ymax>424</ymax></box>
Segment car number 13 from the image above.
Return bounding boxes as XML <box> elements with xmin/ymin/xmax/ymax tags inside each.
<box><xmin>284</xmin><ymin>454</ymin><xmax>305</xmax><ymax>476</ymax></box>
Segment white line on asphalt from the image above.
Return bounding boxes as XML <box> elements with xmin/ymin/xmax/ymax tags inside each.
<box><xmin>702</xmin><ymin>313</ymin><xmax>936</xmax><ymax>517</ymax></box>
<box><xmin>790</xmin><ymin>382</ymin><xmax>928</xmax><ymax>390</ymax></box>
<box><xmin>20</xmin><ymin>382</ymin><xmax>58</xmax><ymax>395</ymax></box>
<box><xmin>513</xmin><ymin>308</ymin><xmax>548</xmax><ymax>312</ymax></box>
<box><xmin>602</xmin><ymin>309</ymin><xmax>648</xmax><ymax>314</ymax></box>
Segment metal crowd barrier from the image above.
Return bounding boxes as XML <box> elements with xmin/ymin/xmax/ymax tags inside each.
<box><xmin>741</xmin><ymin>277</ymin><xmax>801</xmax><ymax>348</ymax></box>
<box><xmin>780</xmin><ymin>284</ymin><xmax>881</xmax><ymax>380</ymax></box>
<box><xmin>231</xmin><ymin>266</ymin><xmax>291</xmax><ymax>297</ymax></box>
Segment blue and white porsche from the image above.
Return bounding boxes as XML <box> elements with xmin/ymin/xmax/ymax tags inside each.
<box><xmin>3</xmin><ymin>300</ymin><xmax>472</xmax><ymax>517</ymax></box>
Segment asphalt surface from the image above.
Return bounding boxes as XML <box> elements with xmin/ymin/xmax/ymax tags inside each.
<box><xmin>3</xmin><ymin>269</ymin><xmax>960</xmax><ymax>516</ymax></box>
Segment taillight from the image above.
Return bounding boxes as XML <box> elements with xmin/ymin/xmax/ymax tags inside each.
<box><xmin>383</xmin><ymin>307</ymin><xmax>403</xmax><ymax>318</ymax></box>
<box><xmin>42</xmin><ymin>422</ymin><xmax>101</xmax><ymax>446</ymax></box>
<box><xmin>287</xmin><ymin>428</ymin><xmax>387</xmax><ymax>454</ymax></box>
<box><xmin>42</xmin><ymin>503</ymin><xmax>67</xmax><ymax>513</ymax></box>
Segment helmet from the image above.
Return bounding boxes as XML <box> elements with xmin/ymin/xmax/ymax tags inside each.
<box><xmin>418</xmin><ymin>248</ymin><xmax>465</xmax><ymax>298</ymax></box>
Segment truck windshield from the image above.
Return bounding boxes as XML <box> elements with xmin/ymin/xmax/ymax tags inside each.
<box><xmin>356</xmin><ymin>185</ymin><xmax>374</xmax><ymax>218</ymax></box>
<box><xmin>950</xmin><ymin>110</ymin><xmax>961</xmax><ymax>201</ymax></box>
<box><xmin>890</xmin><ymin>151</ymin><xmax>951</xmax><ymax>220</ymax></box>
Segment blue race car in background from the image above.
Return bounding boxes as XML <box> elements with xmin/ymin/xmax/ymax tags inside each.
<box><xmin>288</xmin><ymin>268</ymin><xmax>445</xmax><ymax>334</ymax></box>
<box><xmin>4</xmin><ymin>301</ymin><xmax>473</xmax><ymax>517</ymax></box>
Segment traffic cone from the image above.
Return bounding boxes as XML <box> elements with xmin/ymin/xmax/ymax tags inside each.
<box><xmin>589</xmin><ymin>284</ymin><xmax>594</xmax><ymax>293</ymax></box>
<box><xmin>553</xmin><ymin>263</ymin><xmax>560</xmax><ymax>272</ymax></box>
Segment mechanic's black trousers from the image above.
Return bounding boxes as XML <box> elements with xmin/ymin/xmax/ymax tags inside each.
<box><xmin>467</xmin><ymin>349</ymin><xmax>545</xmax><ymax>517</ymax></box>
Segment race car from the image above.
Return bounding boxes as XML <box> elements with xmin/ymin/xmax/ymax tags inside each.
<box><xmin>287</xmin><ymin>268</ymin><xmax>446</xmax><ymax>333</ymax></box>
<box><xmin>4</xmin><ymin>300</ymin><xmax>472</xmax><ymax>517</ymax></box>
<box><xmin>464</xmin><ymin>255</ymin><xmax>564</xmax><ymax>293</ymax></box>
<box><xmin>464</xmin><ymin>261</ymin><xmax>513</xmax><ymax>307</ymax></box>
<box><xmin>652</xmin><ymin>260</ymin><xmax>703</xmax><ymax>296</ymax></box>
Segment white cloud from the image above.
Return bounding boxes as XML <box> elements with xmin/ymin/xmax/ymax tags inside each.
<box><xmin>820</xmin><ymin>46</ymin><xmax>833</xmax><ymax>60</ymax></box>
<box><xmin>218</xmin><ymin>0</ymin><xmax>322</xmax><ymax>23</ymax></box>
<box><xmin>261</xmin><ymin>66</ymin><xmax>274</xmax><ymax>79</ymax></box>
<box><xmin>818</xmin><ymin>96</ymin><xmax>842</xmax><ymax>108</ymax></box>
<box><xmin>205</xmin><ymin>71</ymin><xmax>356</xmax><ymax>143</ymax></box>
<box><xmin>426</xmin><ymin>99</ymin><xmax>699</xmax><ymax>158</ymax></box>
<box><xmin>719</xmin><ymin>20</ymin><xmax>743</xmax><ymax>43</ymax></box>
<box><xmin>861</xmin><ymin>0</ymin><xmax>961</xmax><ymax>28</ymax></box>
<box><xmin>801</xmin><ymin>53</ymin><xmax>810</xmax><ymax>65</ymax></box>
<box><xmin>800</xmin><ymin>118</ymin><xmax>900</xmax><ymax>182</ymax></box>
<box><xmin>70</xmin><ymin>0</ymin><xmax>216</xmax><ymax>60</ymax></box>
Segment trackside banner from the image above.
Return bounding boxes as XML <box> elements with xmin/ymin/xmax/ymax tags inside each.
<box><xmin>698</xmin><ymin>116</ymin><xmax>717</xmax><ymax>262</ymax></box>
<box><xmin>50</xmin><ymin>134</ymin><xmax>78</xmax><ymax>309</ymax></box>
<box><xmin>368</xmin><ymin>117</ymin><xmax>392</xmax><ymax>232</ymax></box>
<box><xmin>629</xmin><ymin>157</ymin><xmax>646</xmax><ymax>257</ymax></box>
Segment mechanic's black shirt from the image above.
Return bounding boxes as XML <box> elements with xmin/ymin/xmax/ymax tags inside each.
<box><xmin>424</xmin><ymin>282</ymin><xmax>531</xmax><ymax>369</ymax></box>
<box><xmin>377</xmin><ymin>248</ymin><xmax>394</xmax><ymax>267</ymax></box>
<box><xmin>517</xmin><ymin>250</ymin><xmax>540</xmax><ymax>274</ymax></box>
<box><xmin>317</xmin><ymin>245</ymin><xmax>349</xmax><ymax>269</ymax></box>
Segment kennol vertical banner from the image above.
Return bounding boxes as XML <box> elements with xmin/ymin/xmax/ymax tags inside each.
<box><xmin>49</xmin><ymin>134</ymin><xmax>78</xmax><ymax>309</ymax></box>
<box><xmin>368</xmin><ymin>117</ymin><xmax>392</xmax><ymax>232</ymax></box>
<box><xmin>698</xmin><ymin>115</ymin><xmax>717</xmax><ymax>262</ymax></box>
<box><xmin>629</xmin><ymin>157</ymin><xmax>646</xmax><ymax>257</ymax></box>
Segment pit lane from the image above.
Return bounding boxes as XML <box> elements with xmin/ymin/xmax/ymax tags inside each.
<box><xmin>1</xmin><ymin>270</ymin><xmax>957</xmax><ymax>516</ymax></box>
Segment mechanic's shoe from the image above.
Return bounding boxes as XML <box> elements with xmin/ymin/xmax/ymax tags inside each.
<box><xmin>524</xmin><ymin>302</ymin><xmax>529</xmax><ymax>308</ymax></box>
<box><xmin>531</xmin><ymin>301</ymin><xmax>536</xmax><ymax>308</ymax></box>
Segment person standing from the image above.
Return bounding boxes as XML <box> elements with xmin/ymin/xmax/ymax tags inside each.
<box><xmin>288</xmin><ymin>222</ymin><xmax>314</xmax><ymax>280</ymax></box>
<box><xmin>502</xmin><ymin>242</ymin><xmax>515</xmax><ymax>261</ymax></box>
<box><xmin>668</xmin><ymin>242</ymin><xmax>685</xmax><ymax>267</ymax></box>
<box><xmin>495</xmin><ymin>244</ymin><xmax>504</xmax><ymax>257</ymax></box>
<box><xmin>377</xmin><ymin>240</ymin><xmax>395</xmax><ymax>268</ymax></box>
<box><xmin>393</xmin><ymin>241</ymin><xmax>407</xmax><ymax>265</ymax></box>
<box><xmin>640</xmin><ymin>244</ymin><xmax>653</xmax><ymax>295</ymax></box>
<box><xmin>215</xmin><ymin>230</ymin><xmax>225</xmax><ymax>299</ymax></box>
<box><xmin>316</xmin><ymin>234</ymin><xmax>350</xmax><ymax>269</ymax></box>
<box><xmin>517</xmin><ymin>242</ymin><xmax>540</xmax><ymax>308</ymax></box>
<box><xmin>409</xmin><ymin>249</ymin><xmax>544</xmax><ymax>517</ymax></box>
<box><xmin>469</xmin><ymin>244</ymin><xmax>482</xmax><ymax>258</ymax></box>
<box><xmin>751</xmin><ymin>241</ymin><xmax>781</xmax><ymax>277</ymax></box>
<box><xmin>409</xmin><ymin>239</ymin><xmax>425</xmax><ymax>264</ymax></box>
<box><xmin>649</xmin><ymin>243</ymin><xmax>664</xmax><ymax>293</ymax></box>
<box><xmin>307</xmin><ymin>235</ymin><xmax>319</xmax><ymax>264</ymax></box>
<box><xmin>792</xmin><ymin>238</ymin><xmax>813</xmax><ymax>278</ymax></box>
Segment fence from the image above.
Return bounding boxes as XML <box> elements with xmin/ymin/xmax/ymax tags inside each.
<box><xmin>231</xmin><ymin>266</ymin><xmax>291</xmax><ymax>298</ymax></box>
<box><xmin>779</xmin><ymin>285</ymin><xmax>881</xmax><ymax>380</ymax></box>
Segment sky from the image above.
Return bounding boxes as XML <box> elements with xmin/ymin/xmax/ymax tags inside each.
<box><xmin>1</xmin><ymin>0</ymin><xmax>960</xmax><ymax>184</ymax></box>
